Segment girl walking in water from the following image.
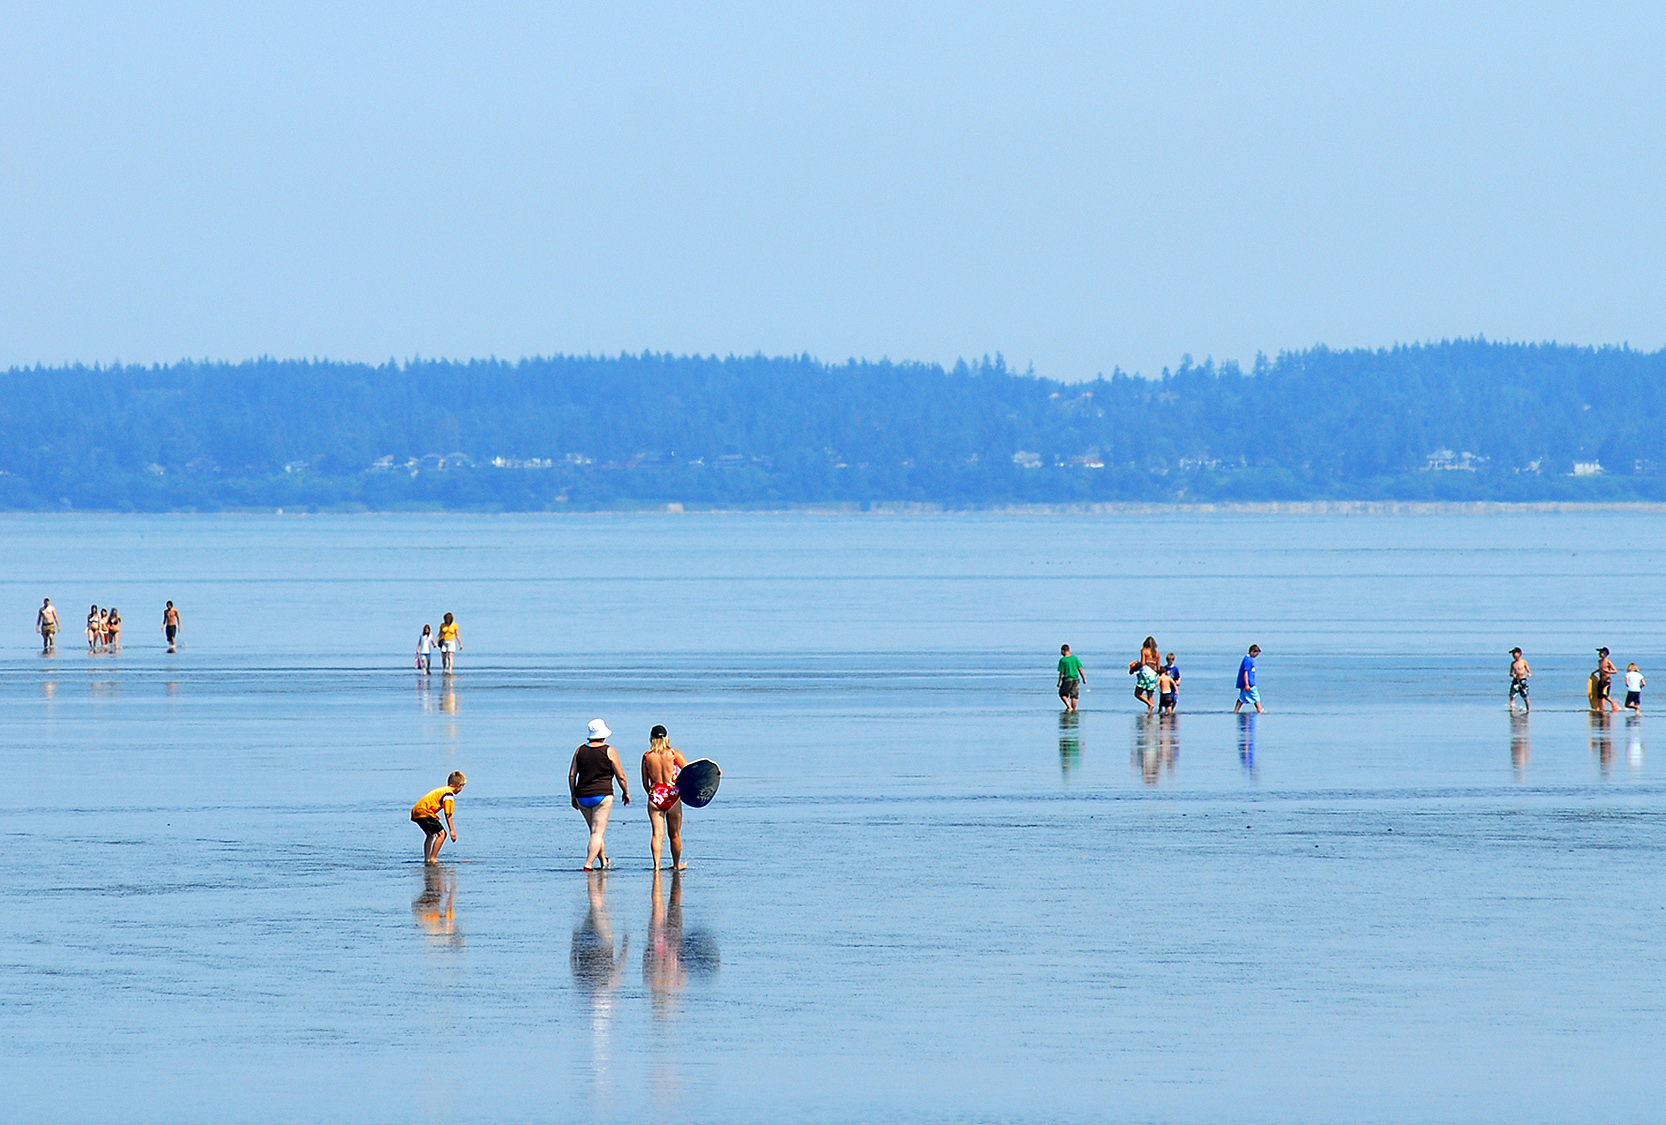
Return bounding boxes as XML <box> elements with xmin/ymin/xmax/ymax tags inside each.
<box><xmin>416</xmin><ymin>624</ymin><xmax>434</xmax><ymax>674</ymax></box>
<box><xmin>1129</xmin><ymin>636</ymin><xmax>1160</xmax><ymax>713</ymax></box>
<box><xmin>570</xmin><ymin>719</ymin><xmax>632</xmax><ymax>871</ymax></box>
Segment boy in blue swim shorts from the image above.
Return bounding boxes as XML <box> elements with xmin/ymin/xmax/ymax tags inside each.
<box><xmin>1234</xmin><ymin>645</ymin><xmax>1263</xmax><ymax>713</ymax></box>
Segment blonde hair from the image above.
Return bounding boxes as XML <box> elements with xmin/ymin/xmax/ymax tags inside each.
<box><xmin>649</xmin><ymin>735</ymin><xmax>670</xmax><ymax>754</ymax></box>
<box><xmin>448</xmin><ymin>770</ymin><xmax>467</xmax><ymax>788</ymax></box>
<box><xmin>1628</xmin><ymin>663</ymin><xmax>1639</xmax><ymax>671</ymax></box>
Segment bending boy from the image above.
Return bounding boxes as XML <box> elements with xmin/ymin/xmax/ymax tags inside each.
<box><xmin>411</xmin><ymin>771</ymin><xmax>466</xmax><ymax>864</ymax></box>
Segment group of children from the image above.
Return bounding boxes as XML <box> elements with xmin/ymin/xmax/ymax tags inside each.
<box><xmin>1057</xmin><ymin>641</ymin><xmax>1260</xmax><ymax>714</ymax></box>
<box><xmin>1507</xmin><ymin>646</ymin><xmax>1645</xmax><ymax>714</ymax></box>
<box><xmin>409</xmin><ymin>720</ymin><xmax>695</xmax><ymax>871</ymax></box>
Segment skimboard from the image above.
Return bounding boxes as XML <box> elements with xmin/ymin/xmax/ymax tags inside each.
<box><xmin>676</xmin><ymin>759</ymin><xmax>721</xmax><ymax>808</ymax></box>
<box><xmin>1589</xmin><ymin>672</ymin><xmax>1602</xmax><ymax>710</ymax></box>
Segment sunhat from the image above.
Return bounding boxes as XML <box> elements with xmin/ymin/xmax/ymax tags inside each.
<box><xmin>587</xmin><ymin>718</ymin><xmax>611</xmax><ymax>741</ymax></box>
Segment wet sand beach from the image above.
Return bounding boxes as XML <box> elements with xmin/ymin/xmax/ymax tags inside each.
<box><xmin>6</xmin><ymin>512</ymin><xmax>1666</xmax><ymax>1122</ymax></box>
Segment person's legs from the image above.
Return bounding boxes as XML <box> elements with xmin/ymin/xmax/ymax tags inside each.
<box><xmin>667</xmin><ymin>803</ymin><xmax>684</xmax><ymax>869</ymax></box>
<box><xmin>648</xmin><ymin>807</ymin><xmax>665</xmax><ymax>869</ymax></box>
<box><xmin>582</xmin><ymin>797</ymin><xmax>614</xmax><ymax>869</ymax></box>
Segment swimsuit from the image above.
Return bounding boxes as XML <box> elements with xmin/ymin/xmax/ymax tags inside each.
<box><xmin>1135</xmin><ymin>666</ymin><xmax>1159</xmax><ymax>692</ymax></box>
<box><xmin>1510</xmin><ymin>677</ymin><xmax>1529</xmax><ymax>698</ymax></box>
<box><xmin>649</xmin><ymin>782</ymin><xmax>680</xmax><ymax>812</ymax></box>
<box><xmin>576</xmin><ymin>794</ymin><xmax>609</xmax><ymax>809</ymax></box>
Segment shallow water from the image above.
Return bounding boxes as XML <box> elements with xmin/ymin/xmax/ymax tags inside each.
<box><xmin>5</xmin><ymin>512</ymin><xmax>1666</xmax><ymax>1122</ymax></box>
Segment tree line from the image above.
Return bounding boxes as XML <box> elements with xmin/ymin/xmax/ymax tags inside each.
<box><xmin>2</xmin><ymin>340</ymin><xmax>1663</xmax><ymax>510</ymax></box>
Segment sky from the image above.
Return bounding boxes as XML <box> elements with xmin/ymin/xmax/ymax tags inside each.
<box><xmin>1</xmin><ymin>2</ymin><xmax>1662</xmax><ymax>380</ymax></box>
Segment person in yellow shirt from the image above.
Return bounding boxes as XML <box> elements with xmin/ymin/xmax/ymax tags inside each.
<box><xmin>437</xmin><ymin>612</ymin><xmax>461</xmax><ymax>672</ymax></box>
<box><xmin>411</xmin><ymin>771</ymin><xmax>466</xmax><ymax>864</ymax></box>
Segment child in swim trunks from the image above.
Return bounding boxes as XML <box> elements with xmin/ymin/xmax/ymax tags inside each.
<box><xmin>1625</xmin><ymin>663</ymin><xmax>1645</xmax><ymax>712</ymax></box>
<box><xmin>1509</xmin><ymin>647</ymin><xmax>1530</xmax><ymax>713</ymax></box>
<box><xmin>640</xmin><ymin>724</ymin><xmax>689</xmax><ymax>870</ymax></box>
<box><xmin>1157</xmin><ymin>667</ymin><xmax>1177</xmax><ymax>713</ymax></box>
<box><xmin>411</xmin><ymin>771</ymin><xmax>466</xmax><ymax>865</ymax></box>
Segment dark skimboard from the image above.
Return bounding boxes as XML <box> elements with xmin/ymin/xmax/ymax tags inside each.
<box><xmin>676</xmin><ymin>759</ymin><xmax>721</xmax><ymax>808</ymax></box>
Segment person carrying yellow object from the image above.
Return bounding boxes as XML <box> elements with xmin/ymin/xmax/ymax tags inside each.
<box><xmin>411</xmin><ymin>771</ymin><xmax>466</xmax><ymax>864</ymax></box>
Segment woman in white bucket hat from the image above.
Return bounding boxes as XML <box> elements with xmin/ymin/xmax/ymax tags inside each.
<box><xmin>569</xmin><ymin>719</ymin><xmax>631</xmax><ymax>870</ymax></box>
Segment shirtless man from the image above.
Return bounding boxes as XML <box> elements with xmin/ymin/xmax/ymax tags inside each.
<box><xmin>162</xmin><ymin>601</ymin><xmax>180</xmax><ymax>651</ymax></box>
<box><xmin>640</xmin><ymin>724</ymin><xmax>689</xmax><ymax>870</ymax></box>
<box><xmin>1598</xmin><ymin>647</ymin><xmax>1619</xmax><ymax>712</ymax></box>
<box><xmin>1508</xmin><ymin>647</ymin><xmax>1531</xmax><ymax>713</ymax></box>
<box><xmin>35</xmin><ymin>599</ymin><xmax>58</xmax><ymax>653</ymax></box>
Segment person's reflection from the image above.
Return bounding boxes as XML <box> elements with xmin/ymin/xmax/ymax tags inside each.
<box><xmin>417</xmin><ymin>676</ymin><xmax>434</xmax><ymax>712</ymax></box>
<box><xmin>1509</xmin><ymin>711</ymin><xmax>1531</xmax><ymax>780</ymax></box>
<box><xmin>1158</xmin><ymin>712</ymin><xmax>1180</xmax><ymax>775</ymax></box>
<box><xmin>572</xmin><ymin>871</ymin><xmax>627</xmax><ymax>1089</ymax></box>
<box><xmin>164</xmin><ymin>680</ymin><xmax>179</xmax><ymax>698</ymax></box>
<box><xmin>411</xmin><ymin>863</ymin><xmax>463</xmax><ymax>948</ymax></box>
<box><xmin>1589</xmin><ymin>710</ymin><xmax>1615</xmax><ymax>776</ymax></box>
<box><xmin>440</xmin><ymin>680</ymin><xmax>459</xmax><ymax>715</ymax></box>
<box><xmin>644</xmin><ymin>868</ymin><xmax>687</xmax><ymax>1019</ymax></box>
<box><xmin>1627</xmin><ymin>714</ymin><xmax>1645</xmax><ymax>772</ymax></box>
<box><xmin>1132</xmin><ymin>713</ymin><xmax>1174</xmax><ymax>785</ymax></box>
<box><xmin>1058</xmin><ymin>711</ymin><xmax>1082</xmax><ymax>776</ymax></box>
<box><xmin>40</xmin><ymin>678</ymin><xmax>57</xmax><ymax>700</ymax></box>
<box><xmin>1237</xmin><ymin>712</ymin><xmax>1258</xmax><ymax>780</ymax></box>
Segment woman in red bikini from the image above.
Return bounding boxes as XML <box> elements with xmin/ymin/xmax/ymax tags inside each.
<box><xmin>640</xmin><ymin>724</ymin><xmax>689</xmax><ymax>870</ymax></box>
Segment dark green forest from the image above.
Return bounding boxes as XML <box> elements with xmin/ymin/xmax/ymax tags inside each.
<box><xmin>3</xmin><ymin>340</ymin><xmax>1664</xmax><ymax>510</ymax></box>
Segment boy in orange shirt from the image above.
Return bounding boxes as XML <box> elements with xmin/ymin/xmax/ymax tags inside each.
<box><xmin>411</xmin><ymin>771</ymin><xmax>466</xmax><ymax>864</ymax></box>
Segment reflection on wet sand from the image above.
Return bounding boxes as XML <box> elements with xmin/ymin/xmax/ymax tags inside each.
<box><xmin>644</xmin><ymin>869</ymin><xmax>687</xmax><ymax>1019</ymax></box>
<box><xmin>1589</xmin><ymin>711</ymin><xmax>1615</xmax><ymax>776</ymax></box>
<box><xmin>1627</xmin><ymin>714</ymin><xmax>1645</xmax><ymax>772</ymax></box>
<box><xmin>1058</xmin><ymin>711</ymin><xmax>1081</xmax><ymax>775</ymax></box>
<box><xmin>643</xmin><ymin>868</ymin><xmax>721</xmax><ymax>1025</ymax></box>
<box><xmin>572</xmin><ymin>871</ymin><xmax>627</xmax><ymax>1094</ymax></box>
<box><xmin>411</xmin><ymin>864</ymin><xmax>463</xmax><ymax>948</ymax></box>
<box><xmin>1131</xmin><ymin>713</ymin><xmax>1178</xmax><ymax>786</ymax></box>
<box><xmin>417</xmin><ymin>676</ymin><xmax>461</xmax><ymax>742</ymax></box>
<box><xmin>40</xmin><ymin>679</ymin><xmax>57</xmax><ymax>700</ymax></box>
<box><xmin>1510</xmin><ymin>712</ymin><xmax>1531</xmax><ymax>780</ymax></box>
<box><xmin>1237</xmin><ymin>712</ymin><xmax>1258</xmax><ymax>780</ymax></box>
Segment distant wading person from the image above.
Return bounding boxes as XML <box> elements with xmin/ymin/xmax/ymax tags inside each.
<box><xmin>1508</xmin><ymin>647</ymin><xmax>1531</xmax><ymax>713</ymax></box>
<box><xmin>1625</xmin><ymin>663</ymin><xmax>1645</xmax><ymax>713</ymax></box>
<box><xmin>438</xmin><ymin>613</ymin><xmax>460</xmax><ymax>672</ymax></box>
<box><xmin>1057</xmin><ymin>644</ymin><xmax>1085</xmax><ymax>711</ymax></box>
<box><xmin>417</xmin><ymin>624</ymin><xmax>435</xmax><ymax>675</ymax></box>
<box><xmin>1129</xmin><ymin>636</ymin><xmax>1160</xmax><ymax>713</ymax></box>
<box><xmin>105</xmin><ymin>608</ymin><xmax>121</xmax><ymax>651</ymax></box>
<box><xmin>86</xmin><ymin>605</ymin><xmax>101</xmax><ymax>653</ymax></box>
<box><xmin>36</xmin><ymin>599</ymin><xmax>58</xmax><ymax>653</ymax></box>
<box><xmin>1595</xmin><ymin>647</ymin><xmax>1619</xmax><ymax>712</ymax></box>
<box><xmin>641</xmin><ymin>724</ymin><xmax>689</xmax><ymax>870</ymax></box>
<box><xmin>571</xmin><ymin>719</ymin><xmax>631</xmax><ymax>872</ymax></box>
<box><xmin>162</xmin><ymin>601</ymin><xmax>180</xmax><ymax>651</ymax></box>
<box><xmin>1234</xmin><ymin>644</ymin><xmax>1263</xmax><ymax>713</ymax></box>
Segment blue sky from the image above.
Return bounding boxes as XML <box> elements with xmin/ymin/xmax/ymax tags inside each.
<box><xmin>2</xmin><ymin>2</ymin><xmax>1661</xmax><ymax>378</ymax></box>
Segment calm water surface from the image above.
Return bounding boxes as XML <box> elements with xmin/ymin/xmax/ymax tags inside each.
<box><xmin>5</xmin><ymin>512</ymin><xmax>1666</xmax><ymax>1122</ymax></box>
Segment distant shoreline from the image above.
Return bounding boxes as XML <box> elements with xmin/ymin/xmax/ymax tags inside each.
<box><xmin>5</xmin><ymin>500</ymin><xmax>1666</xmax><ymax>517</ymax></box>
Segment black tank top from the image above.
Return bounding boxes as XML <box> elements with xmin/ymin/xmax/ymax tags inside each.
<box><xmin>573</xmin><ymin>743</ymin><xmax>615</xmax><ymax>798</ymax></box>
